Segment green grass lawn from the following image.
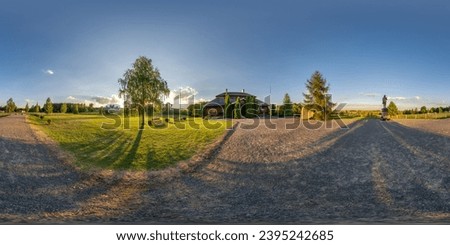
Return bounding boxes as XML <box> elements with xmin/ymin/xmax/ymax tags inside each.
<box><xmin>29</xmin><ymin>114</ymin><xmax>227</xmax><ymax>170</ymax></box>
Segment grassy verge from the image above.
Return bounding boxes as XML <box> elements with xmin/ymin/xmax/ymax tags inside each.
<box><xmin>29</xmin><ymin>114</ymin><xmax>227</xmax><ymax>170</ymax></box>
<box><xmin>0</xmin><ymin>114</ymin><xmax>10</xmax><ymax>118</ymax></box>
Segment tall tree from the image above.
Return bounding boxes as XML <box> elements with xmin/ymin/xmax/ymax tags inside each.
<box><xmin>73</xmin><ymin>104</ymin><xmax>79</xmax><ymax>114</ymax></box>
<box><xmin>88</xmin><ymin>103</ymin><xmax>94</xmax><ymax>112</ymax></box>
<box><xmin>292</xmin><ymin>103</ymin><xmax>302</xmax><ymax>115</ymax></box>
<box><xmin>224</xmin><ymin>92</ymin><xmax>232</xmax><ymax>118</ymax></box>
<box><xmin>277</xmin><ymin>104</ymin><xmax>285</xmax><ymax>117</ymax></box>
<box><xmin>270</xmin><ymin>104</ymin><xmax>277</xmax><ymax>116</ymax></box>
<box><xmin>34</xmin><ymin>103</ymin><xmax>40</xmax><ymax>113</ymax></box>
<box><xmin>387</xmin><ymin>101</ymin><xmax>399</xmax><ymax>116</ymax></box>
<box><xmin>233</xmin><ymin>97</ymin><xmax>241</xmax><ymax>119</ymax></box>
<box><xmin>25</xmin><ymin>102</ymin><xmax>29</xmax><ymax>113</ymax></box>
<box><xmin>282</xmin><ymin>93</ymin><xmax>293</xmax><ymax>117</ymax></box>
<box><xmin>78</xmin><ymin>103</ymin><xmax>87</xmax><ymax>113</ymax></box>
<box><xmin>60</xmin><ymin>103</ymin><xmax>67</xmax><ymax>113</ymax></box>
<box><xmin>244</xmin><ymin>95</ymin><xmax>257</xmax><ymax>118</ymax></box>
<box><xmin>303</xmin><ymin>71</ymin><xmax>335</xmax><ymax>120</ymax></box>
<box><xmin>118</xmin><ymin>56</ymin><xmax>170</xmax><ymax>128</ymax></box>
<box><xmin>6</xmin><ymin>98</ymin><xmax>16</xmax><ymax>113</ymax></box>
<box><xmin>420</xmin><ymin>106</ymin><xmax>427</xmax><ymax>114</ymax></box>
<box><xmin>44</xmin><ymin>97</ymin><xmax>53</xmax><ymax>114</ymax></box>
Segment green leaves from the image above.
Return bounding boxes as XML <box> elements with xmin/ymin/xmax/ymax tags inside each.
<box><xmin>303</xmin><ymin>71</ymin><xmax>335</xmax><ymax>120</ymax></box>
<box><xmin>118</xmin><ymin>56</ymin><xmax>170</xmax><ymax>127</ymax></box>
<box><xmin>224</xmin><ymin>92</ymin><xmax>232</xmax><ymax>118</ymax></box>
<box><xmin>44</xmin><ymin>97</ymin><xmax>53</xmax><ymax>114</ymax></box>
<box><xmin>60</xmin><ymin>103</ymin><xmax>67</xmax><ymax>113</ymax></box>
<box><xmin>6</xmin><ymin>98</ymin><xmax>16</xmax><ymax>113</ymax></box>
<box><xmin>387</xmin><ymin>101</ymin><xmax>399</xmax><ymax>116</ymax></box>
<box><xmin>282</xmin><ymin>93</ymin><xmax>293</xmax><ymax>117</ymax></box>
<box><xmin>234</xmin><ymin>97</ymin><xmax>241</xmax><ymax>119</ymax></box>
<box><xmin>119</xmin><ymin>56</ymin><xmax>170</xmax><ymax>107</ymax></box>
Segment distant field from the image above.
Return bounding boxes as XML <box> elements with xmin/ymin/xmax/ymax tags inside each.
<box><xmin>392</xmin><ymin>112</ymin><xmax>450</xmax><ymax>119</ymax></box>
<box><xmin>28</xmin><ymin>114</ymin><xmax>227</xmax><ymax>170</ymax></box>
<box><xmin>339</xmin><ymin>112</ymin><xmax>450</xmax><ymax>120</ymax></box>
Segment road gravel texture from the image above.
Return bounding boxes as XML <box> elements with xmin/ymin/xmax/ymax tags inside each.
<box><xmin>0</xmin><ymin>115</ymin><xmax>449</xmax><ymax>223</ymax></box>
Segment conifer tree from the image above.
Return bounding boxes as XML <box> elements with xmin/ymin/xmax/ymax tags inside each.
<box><xmin>303</xmin><ymin>71</ymin><xmax>335</xmax><ymax>120</ymax></box>
<box><xmin>233</xmin><ymin>97</ymin><xmax>241</xmax><ymax>119</ymax></box>
<box><xmin>44</xmin><ymin>97</ymin><xmax>53</xmax><ymax>114</ymax></box>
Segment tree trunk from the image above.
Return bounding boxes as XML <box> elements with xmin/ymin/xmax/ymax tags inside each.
<box><xmin>139</xmin><ymin>106</ymin><xmax>145</xmax><ymax>129</ymax></box>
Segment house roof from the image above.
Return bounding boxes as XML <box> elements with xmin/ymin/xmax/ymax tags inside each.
<box><xmin>204</xmin><ymin>91</ymin><xmax>268</xmax><ymax>107</ymax></box>
<box><xmin>215</xmin><ymin>92</ymin><xmax>251</xmax><ymax>98</ymax></box>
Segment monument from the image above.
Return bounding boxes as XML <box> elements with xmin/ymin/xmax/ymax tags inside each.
<box><xmin>381</xmin><ymin>95</ymin><xmax>389</xmax><ymax>121</ymax></box>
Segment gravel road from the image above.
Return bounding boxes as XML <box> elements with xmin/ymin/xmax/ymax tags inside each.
<box><xmin>0</xmin><ymin>115</ymin><xmax>147</xmax><ymax>223</ymax></box>
<box><xmin>1</xmin><ymin>115</ymin><xmax>449</xmax><ymax>223</ymax></box>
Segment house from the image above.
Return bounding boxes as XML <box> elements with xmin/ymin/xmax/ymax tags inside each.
<box><xmin>105</xmin><ymin>104</ymin><xmax>121</xmax><ymax>113</ymax></box>
<box><xmin>203</xmin><ymin>89</ymin><xmax>269</xmax><ymax>117</ymax></box>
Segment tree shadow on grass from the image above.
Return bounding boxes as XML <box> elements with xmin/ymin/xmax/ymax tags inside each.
<box><xmin>114</xmin><ymin>130</ymin><xmax>143</xmax><ymax>169</ymax></box>
<box><xmin>145</xmin><ymin>146</ymin><xmax>159</xmax><ymax>169</ymax></box>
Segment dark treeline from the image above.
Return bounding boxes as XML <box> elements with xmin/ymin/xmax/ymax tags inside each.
<box><xmin>403</xmin><ymin>106</ymin><xmax>450</xmax><ymax>114</ymax></box>
<box><xmin>50</xmin><ymin>103</ymin><xmax>95</xmax><ymax>113</ymax></box>
<box><xmin>26</xmin><ymin>103</ymin><xmax>96</xmax><ymax>113</ymax></box>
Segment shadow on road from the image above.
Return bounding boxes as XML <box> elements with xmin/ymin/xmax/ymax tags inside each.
<box><xmin>129</xmin><ymin>119</ymin><xmax>450</xmax><ymax>223</ymax></box>
<box><xmin>0</xmin><ymin>115</ymin><xmax>149</xmax><ymax>223</ymax></box>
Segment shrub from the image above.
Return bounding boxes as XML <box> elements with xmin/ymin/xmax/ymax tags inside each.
<box><xmin>40</xmin><ymin>115</ymin><xmax>45</xmax><ymax>120</ymax></box>
<box><xmin>47</xmin><ymin>119</ymin><xmax>52</xmax><ymax>125</ymax></box>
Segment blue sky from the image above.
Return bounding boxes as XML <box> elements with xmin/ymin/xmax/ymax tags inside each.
<box><xmin>1</xmin><ymin>0</ymin><xmax>449</xmax><ymax>109</ymax></box>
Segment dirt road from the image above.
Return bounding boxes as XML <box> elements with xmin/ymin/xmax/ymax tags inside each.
<box><xmin>0</xmin><ymin>115</ymin><xmax>449</xmax><ymax>223</ymax></box>
<box><xmin>0</xmin><ymin>115</ymin><xmax>147</xmax><ymax>223</ymax></box>
<box><xmin>131</xmin><ymin>119</ymin><xmax>449</xmax><ymax>223</ymax></box>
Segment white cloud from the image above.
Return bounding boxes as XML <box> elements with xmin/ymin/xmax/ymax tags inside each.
<box><xmin>91</xmin><ymin>94</ymin><xmax>123</xmax><ymax>106</ymax></box>
<box><xmin>173</xmin><ymin>86</ymin><xmax>198</xmax><ymax>99</ymax></box>
<box><xmin>62</xmin><ymin>94</ymin><xmax>123</xmax><ymax>107</ymax></box>
<box><xmin>45</xmin><ymin>69</ymin><xmax>54</xmax><ymax>75</ymax></box>
<box><xmin>92</xmin><ymin>96</ymin><xmax>111</xmax><ymax>104</ymax></box>
<box><xmin>388</xmin><ymin>96</ymin><xmax>407</xmax><ymax>100</ymax></box>
<box><xmin>359</xmin><ymin>92</ymin><xmax>380</xmax><ymax>97</ymax></box>
<box><xmin>195</xmin><ymin>97</ymin><xmax>209</xmax><ymax>103</ymax></box>
<box><xmin>110</xmin><ymin>94</ymin><xmax>122</xmax><ymax>104</ymax></box>
<box><xmin>414</xmin><ymin>96</ymin><xmax>421</xmax><ymax>100</ymax></box>
<box><xmin>166</xmin><ymin>86</ymin><xmax>199</xmax><ymax>105</ymax></box>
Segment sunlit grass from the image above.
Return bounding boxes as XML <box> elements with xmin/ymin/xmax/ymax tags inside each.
<box><xmin>29</xmin><ymin>114</ymin><xmax>227</xmax><ymax>170</ymax></box>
